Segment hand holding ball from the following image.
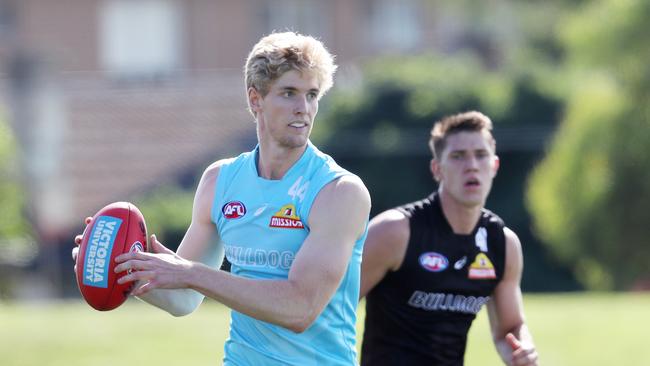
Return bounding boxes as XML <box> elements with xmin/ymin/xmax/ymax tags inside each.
<box><xmin>75</xmin><ymin>202</ymin><xmax>147</xmax><ymax>311</ymax></box>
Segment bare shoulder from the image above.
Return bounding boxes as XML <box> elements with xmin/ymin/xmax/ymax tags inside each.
<box><xmin>370</xmin><ymin>209</ymin><xmax>409</xmax><ymax>240</ymax></box>
<box><xmin>318</xmin><ymin>174</ymin><xmax>371</xmax><ymax>212</ymax></box>
<box><xmin>193</xmin><ymin>158</ymin><xmax>236</xmax><ymax>222</ymax></box>
<box><xmin>502</xmin><ymin>226</ymin><xmax>524</xmax><ymax>279</ymax></box>
<box><xmin>366</xmin><ymin>208</ymin><xmax>410</xmax><ymax>271</ymax></box>
<box><xmin>359</xmin><ymin>208</ymin><xmax>410</xmax><ymax>297</ymax></box>
<box><xmin>503</xmin><ymin>227</ymin><xmax>523</xmax><ymax>257</ymax></box>
<box><xmin>201</xmin><ymin>157</ymin><xmax>236</xmax><ymax>185</ymax></box>
<box><xmin>327</xmin><ymin>174</ymin><xmax>370</xmax><ymax>198</ymax></box>
<box><xmin>309</xmin><ymin>175</ymin><xmax>370</xmax><ymax>239</ymax></box>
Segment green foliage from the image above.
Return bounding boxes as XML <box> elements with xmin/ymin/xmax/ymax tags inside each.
<box><xmin>368</xmin><ymin>54</ymin><xmax>517</xmax><ymax>122</ymax></box>
<box><xmin>318</xmin><ymin>51</ymin><xmax>563</xmax><ymax>150</ymax></box>
<box><xmin>133</xmin><ymin>185</ymin><xmax>194</xmax><ymax>251</ymax></box>
<box><xmin>315</xmin><ymin>48</ymin><xmax>574</xmax><ymax>291</ymax></box>
<box><xmin>0</xmin><ymin>116</ymin><xmax>35</xmax><ymax>298</ymax></box>
<box><xmin>0</xmin><ymin>117</ymin><xmax>30</xmax><ymax>239</ymax></box>
<box><xmin>527</xmin><ymin>0</ymin><xmax>650</xmax><ymax>290</ymax></box>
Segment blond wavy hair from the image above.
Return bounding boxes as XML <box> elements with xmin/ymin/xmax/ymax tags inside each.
<box><xmin>244</xmin><ymin>32</ymin><xmax>337</xmax><ymax>115</ymax></box>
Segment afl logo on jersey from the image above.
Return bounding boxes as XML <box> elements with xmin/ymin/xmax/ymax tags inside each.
<box><xmin>222</xmin><ymin>201</ymin><xmax>246</xmax><ymax>219</ymax></box>
<box><xmin>419</xmin><ymin>252</ymin><xmax>449</xmax><ymax>272</ymax></box>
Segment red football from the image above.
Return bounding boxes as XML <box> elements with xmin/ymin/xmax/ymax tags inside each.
<box><xmin>75</xmin><ymin>201</ymin><xmax>148</xmax><ymax>311</ymax></box>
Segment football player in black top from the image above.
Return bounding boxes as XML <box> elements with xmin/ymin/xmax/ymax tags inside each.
<box><xmin>360</xmin><ymin>111</ymin><xmax>538</xmax><ymax>365</ymax></box>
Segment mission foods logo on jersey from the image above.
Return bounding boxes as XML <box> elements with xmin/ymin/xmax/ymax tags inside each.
<box><xmin>269</xmin><ymin>204</ymin><xmax>304</xmax><ymax>229</ymax></box>
<box><xmin>419</xmin><ymin>252</ymin><xmax>449</xmax><ymax>272</ymax></box>
<box><xmin>222</xmin><ymin>201</ymin><xmax>246</xmax><ymax>219</ymax></box>
<box><xmin>468</xmin><ymin>253</ymin><xmax>497</xmax><ymax>279</ymax></box>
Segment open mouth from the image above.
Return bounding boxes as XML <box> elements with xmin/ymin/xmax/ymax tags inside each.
<box><xmin>465</xmin><ymin>178</ymin><xmax>480</xmax><ymax>187</ymax></box>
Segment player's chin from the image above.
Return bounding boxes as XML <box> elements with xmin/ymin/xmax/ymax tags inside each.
<box><xmin>459</xmin><ymin>190</ymin><xmax>487</xmax><ymax>205</ymax></box>
<box><xmin>281</xmin><ymin>136</ymin><xmax>309</xmax><ymax>149</ymax></box>
<box><xmin>459</xmin><ymin>196</ymin><xmax>484</xmax><ymax>208</ymax></box>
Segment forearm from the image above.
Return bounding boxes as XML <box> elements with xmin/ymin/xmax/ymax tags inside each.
<box><xmin>495</xmin><ymin>338</ymin><xmax>514</xmax><ymax>364</ymax></box>
<box><xmin>494</xmin><ymin>323</ymin><xmax>535</xmax><ymax>363</ymax></box>
<box><xmin>136</xmin><ymin>286</ymin><xmax>204</xmax><ymax>317</ymax></box>
<box><xmin>188</xmin><ymin>262</ymin><xmax>319</xmax><ymax>332</ymax></box>
<box><xmin>513</xmin><ymin>323</ymin><xmax>534</xmax><ymax>344</ymax></box>
<box><xmin>135</xmin><ymin>238</ymin><xmax>223</xmax><ymax>317</ymax></box>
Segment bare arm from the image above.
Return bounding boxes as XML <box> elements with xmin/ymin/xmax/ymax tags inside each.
<box><xmin>117</xmin><ymin>160</ymin><xmax>226</xmax><ymax>316</ymax></box>
<box><xmin>487</xmin><ymin>227</ymin><xmax>538</xmax><ymax>365</ymax></box>
<box><xmin>359</xmin><ymin>209</ymin><xmax>410</xmax><ymax>299</ymax></box>
<box><xmin>117</xmin><ymin>174</ymin><xmax>371</xmax><ymax>332</ymax></box>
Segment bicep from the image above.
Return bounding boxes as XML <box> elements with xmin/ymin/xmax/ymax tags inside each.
<box><xmin>359</xmin><ymin>210</ymin><xmax>409</xmax><ymax>299</ymax></box>
<box><xmin>176</xmin><ymin>221</ymin><xmax>222</xmax><ymax>268</ymax></box>
<box><xmin>176</xmin><ymin>161</ymin><xmax>224</xmax><ymax>268</ymax></box>
<box><xmin>288</xmin><ymin>176</ymin><xmax>371</xmax><ymax>302</ymax></box>
<box><xmin>487</xmin><ymin>227</ymin><xmax>526</xmax><ymax>338</ymax></box>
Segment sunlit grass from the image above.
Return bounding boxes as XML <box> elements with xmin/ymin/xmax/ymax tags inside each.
<box><xmin>465</xmin><ymin>293</ymin><xmax>650</xmax><ymax>366</ymax></box>
<box><xmin>1</xmin><ymin>293</ymin><xmax>649</xmax><ymax>365</ymax></box>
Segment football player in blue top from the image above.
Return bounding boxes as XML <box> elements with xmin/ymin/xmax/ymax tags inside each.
<box><xmin>75</xmin><ymin>32</ymin><xmax>370</xmax><ymax>365</ymax></box>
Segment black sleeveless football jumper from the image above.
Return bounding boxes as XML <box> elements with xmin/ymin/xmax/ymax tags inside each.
<box><xmin>361</xmin><ymin>193</ymin><xmax>507</xmax><ymax>366</ymax></box>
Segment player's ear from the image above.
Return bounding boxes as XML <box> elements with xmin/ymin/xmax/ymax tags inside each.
<box><xmin>430</xmin><ymin>158</ymin><xmax>441</xmax><ymax>182</ymax></box>
<box><xmin>492</xmin><ymin>155</ymin><xmax>500</xmax><ymax>177</ymax></box>
<box><xmin>248</xmin><ymin>87</ymin><xmax>262</xmax><ymax>114</ymax></box>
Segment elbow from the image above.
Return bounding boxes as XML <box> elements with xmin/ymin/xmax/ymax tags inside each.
<box><xmin>171</xmin><ymin>299</ymin><xmax>202</xmax><ymax>317</ymax></box>
<box><xmin>286</xmin><ymin>324</ymin><xmax>308</xmax><ymax>334</ymax></box>
<box><xmin>168</xmin><ymin>306</ymin><xmax>194</xmax><ymax>317</ymax></box>
<box><xmin>286</xmin><ymin>317</ymin><xmax>315</xmax><ymax>334</ymax></box>
<box><xmin>161</xmin><ymin>300</ymin><xmax>198</xmax><ymax>317</ymax></box>
<box><xmin>136</xmin><ymin>288</ymin><xmax>203</xmax><ymax>317</ymax></box>
<box><xmin>283</xmin><ymin>281</ymin><xmax>332</xmax><ymax>333</ymax></box>
<box><xmin>164</xmin><ymin>295</ymin><xmax>202</xmax><ymax>317</ymax></box>
<box><xmin>285</xmin><ymin>308</ymin><xmax>320</xmax><ymax>334</ymax></box>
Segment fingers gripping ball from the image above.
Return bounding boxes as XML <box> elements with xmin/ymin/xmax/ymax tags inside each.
<box><xmin>75</xmin><ymin>202</ymin><xmax>147</xmax><ymax>311</ymax></box>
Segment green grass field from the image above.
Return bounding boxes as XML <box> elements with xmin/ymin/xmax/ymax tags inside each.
<box><xmin>1</xmin><ymin>293</ymin><xmax>648</xmax><ymax>365</ymax></box>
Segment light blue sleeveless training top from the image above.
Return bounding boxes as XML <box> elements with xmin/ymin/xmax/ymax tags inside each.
<box><xmin>211</xmin><ymin>141</ymin><xmax>367</xmax><ymax>366</ymax></box>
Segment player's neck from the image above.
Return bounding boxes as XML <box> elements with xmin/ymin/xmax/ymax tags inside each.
<box><xmin>256</xmin><ymin>142</ymin><xmax>307</xmax><ymax>180</ymax></box>
<box><xmin>438</xmin><ymin>188</ymin><xmax>483</xmax><ymax>235</ymax></box>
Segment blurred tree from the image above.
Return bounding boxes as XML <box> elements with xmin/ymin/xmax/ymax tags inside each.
<box><xmin>134</xmin><ymin>181</ymin><xmax>230</xmax><ymax>271</ymax></box>
<box><xmin>320</xmin><ymin>52</ymin><xmax>569</xmax><ymax>203</ymax></box>
<box><xmin>315</xmin><ymin>50</ymin><xmax>581</xmax><ymax>291</ymax></box>
<box><xmin>134</xmin><ymin>185</ymin><xmax>194</xmax><ymax>252</ymax></box>
<box><xmin>0</xmin><ymin>116</ymin><xmax>29</xmax><ymax>238</ymax></box>
<box><xmin>0</xmin><ymin>114</ymin><xmax>37</xmax><ymax>298</ymax></box>
<box><xmin>527</xmin><ymin>0</ymin><xmax>650</xmax><ymax>290</ymax></box>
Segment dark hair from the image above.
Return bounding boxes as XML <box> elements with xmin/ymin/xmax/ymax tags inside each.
<box><xmin>429</xmin><ymin>111</ymin><xmax>496</xmax><ymax>160</ymax></box>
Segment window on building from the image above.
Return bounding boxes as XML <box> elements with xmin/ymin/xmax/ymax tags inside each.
<box><xmin>100</xmin><ymin>0</ymin><xmax>183</xmax><ymax>80</ymax></box>
<box><xmin>0</xmin><ymin>0</ymin><xmax>16</xmax><ymax>35</ymax></box>
<box><xmin>265</xmin><ymin>0</ymin><xmax>327</xmax><ymax>39</ymax></box>
<box><xmin>369</xmin><ymin>0</ymin><xmax>421</xmax><ymax>52</ymax></box>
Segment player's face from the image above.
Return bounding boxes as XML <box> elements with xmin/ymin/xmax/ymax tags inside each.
<box><xmin>251</xmin><ymin>69</ymin><xmax>320</xmax><ymax>150</ymax></box>
<box><xmin>433</xmin><ymin>131</ymin><xmax>499</xmax><ymax>208</ymax></box>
